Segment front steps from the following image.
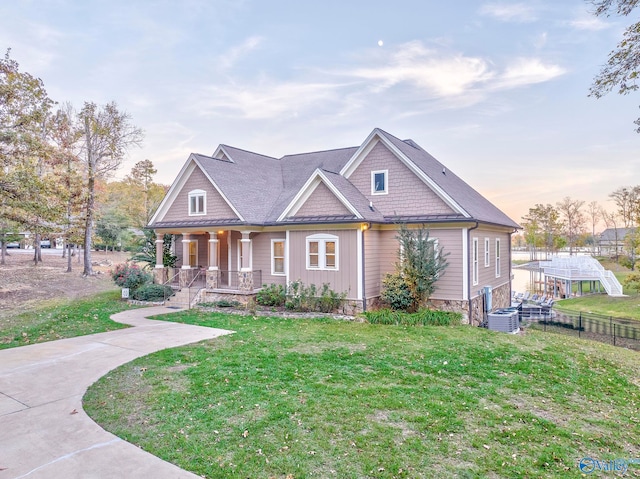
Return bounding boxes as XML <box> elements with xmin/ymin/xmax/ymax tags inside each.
<box><xmin>165</xmin><ymin>288</ymin><xmax>190</xmax><ymax>308</ymax></box>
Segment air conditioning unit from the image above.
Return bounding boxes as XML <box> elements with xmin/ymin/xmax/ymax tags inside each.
<box><xmin>487</xmin><ymin>308</ymin><xmax>519</xmax><ymax>333</ymax></box>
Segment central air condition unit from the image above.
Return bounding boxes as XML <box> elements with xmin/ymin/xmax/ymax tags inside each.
<box><xmin>487</xmin><ymin>308</ymin><xmax>520</xmax><ymax>334</ymax></box>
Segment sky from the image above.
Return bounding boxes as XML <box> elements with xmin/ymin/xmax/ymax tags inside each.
<box><xmin>1</xmin><ymin>0</ymin><xmax>638</xmax><ymax>228</ymax></box>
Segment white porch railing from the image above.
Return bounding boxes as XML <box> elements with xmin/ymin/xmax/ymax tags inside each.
<box><xmin>539</xmin><ymin>256</ymin><xmax>624</xmax><ymax>297</ymax></box>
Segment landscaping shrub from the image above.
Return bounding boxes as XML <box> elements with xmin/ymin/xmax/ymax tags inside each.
<box><xmin>380</xmin><ymin>273</ymin><xmax>414</xmax><ymax>311</ymax></box>
<box><xmin>365</xmin><ymin>308</ymin><xmax>461</xmax><ymax>326</ymax></box>
<box><xmin>131</xmin><ymin>284</ymin><xmax>174</xmax><ymax>301</ymax></box>
<box><xmin>256</xmin><ymin>283</ymin><xmax>286</xmax><ymax>307</ymax></box>
<box><xmin>623</xmin><ymin>272</ymin><xmax>640</xmax><ymax>294</ymax></box>
<box><xmin>380</xmin><ymin>225</ymin><xmax>449</xmax><ymax>312</ymax></box>
<box><xmin>111</xmin><ymin>263</ymin><xmax>152</xmax><ymax>291</ymax></box>
<box><xmin>285</xmin><ymin>280</ymin><xmax>347</xmax><ymax>313</ymax></box>
<box><xmin>619</xmin><ymin>255</ymin><xmax>636</xmax><ymax>271</ymax></box>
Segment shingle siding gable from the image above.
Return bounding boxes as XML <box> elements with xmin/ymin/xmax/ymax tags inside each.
<box><xmin>348</xmin><ymin>141</ymin><xmax>455</xmax><ymax>217</ymax></box>
<box><xmin>293</xmin><ymin>182</ymin><xmax>352</xmax><ymax>217</ymax></box>
<box><xmin>161</xmin><ymin>166</ymin><xmax>238</xmax><ymax>222</ymax></box>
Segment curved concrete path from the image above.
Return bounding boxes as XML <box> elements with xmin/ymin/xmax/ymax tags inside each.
<box><xmin>0</xmin><ymin>306</ymin><xmax>232</xmax><ymax>478</ymax></box>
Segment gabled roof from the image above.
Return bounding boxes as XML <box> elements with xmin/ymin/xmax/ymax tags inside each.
<box><xmin>599</xmin><ymin>227</ymin><xmax>637</xmax><ymax>241</ymax></box>
<box><xmin>149</xmin><ymin>128</ymin><xmax>519</xmax><ymax>229</ymax></box>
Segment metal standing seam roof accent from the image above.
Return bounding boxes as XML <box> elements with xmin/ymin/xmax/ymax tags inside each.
<box><xmin>383</xmin><ymin>214</ymin><xmax>469</xmax><ymax>222</ymax></box>
<box><xmin>149</xmin><ymin>129</ymin><xmax>519</xmax><ymax>230</ymax></box>
<box><xmin>152</xmin><ymin>218</ymin><xmax>245</xmax><ymax>228</ymax></box>
<box><xmin>278</xmin><ymin>214</ymin><xmax>360</xmax><ymax>224</ymax></box>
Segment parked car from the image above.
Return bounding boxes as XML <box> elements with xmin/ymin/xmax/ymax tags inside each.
<box><xmin>40</xmin><ymin>240</ymin><xmax>51</xmax><ymax>248</ymax></box>
<box><xmin>6</xmin><ymin>242</ymin><xmax>20</xmax><ymax>249</ymax></box>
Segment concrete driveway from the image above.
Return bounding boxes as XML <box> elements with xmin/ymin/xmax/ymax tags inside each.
<box><xmin>0</xmin><ymin>306</ymin><xmax>232</xmax><ymax>478</ymax></box>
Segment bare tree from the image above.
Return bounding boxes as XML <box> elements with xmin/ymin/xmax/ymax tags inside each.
<box><xmin>78</xmin><ymin>102</ymin><xmax>143</xmax><ymax>276</ymax></box>
<box><xmin>587</xmin><ymin>200</ymin><xmax>600</xmax><ymax>255</ymax></box>
<box><xmin>608</xmin><ymin>186</ymin><xmax>639</xmax><ymax>227</ymax></box>
<box><xmin>557</xmin><ymin>197</ymin><xmax>586</xmax><ymax>255</ymax></box>
<box><xmin>601</xmin><ymin>208</ymin><xmax>622</xmax><ymax>260</ymax></box>
<box><xmin>521</xmin><ymin>204</ymin><xmax>563</xmax><ymax>260</ymax></box>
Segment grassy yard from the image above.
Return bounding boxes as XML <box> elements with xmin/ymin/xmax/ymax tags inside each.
<box><xmin>84</xmin><ymin>311</ymin><xmax>640</xmax><ymax>478</ymax></box>
<box><xmin>557</xmin><ymin>294</ymin><xmax>640</xmax><ymax>320</ymax></box>
<box><xmin>0</xmin><ymin>290</ymin><xmax>133</xmax><ymax>349</ymax></box>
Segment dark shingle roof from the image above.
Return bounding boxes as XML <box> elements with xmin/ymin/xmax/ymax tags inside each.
<box><xmin>152</xmin><ymin>129</ymin><xmax>518</xmax><ymax>229</ymax></box>
<box><xmin>599</xmin><ymin>228</ymin><xmax>636</xmax><ymax>241</ymax></box>
<box><xmin>376</xmin><ymin>130</ymin><xmax>520</xmax><ymax>228</ymax></box>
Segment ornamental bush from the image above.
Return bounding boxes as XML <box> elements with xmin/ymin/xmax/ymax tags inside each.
<box><xmin>285</xmin><ymin>281</ymin><xmax>346</xmax><ymax>313</ymax></box>
<box><xmin>380</xmin><ymin>273</ymin><xmax>413</xmax><ymax>311</ymax></box>
<box><xmin>131</xmin><ymin>284</ymin><xmax>174</xmax><ymax>301</ymax></box>
<box><xmin>111</xmin><ymin>263</ymin><xmax>152</xmax><ymax>291</ymax></box>
<box><xmin>380</xmin><ymin>225</ymin><xmax>449</xmax><ymax>312</ymax></box>
<box><xmin>256</xmin><ymin>283</ymin><xmax>286</xmax><ymax>307</ymax></box>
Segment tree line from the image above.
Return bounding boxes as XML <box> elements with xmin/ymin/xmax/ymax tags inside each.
<box><xmin>0</xmin><ymin>49</ymin><xmax>164</xmax><ymax>275</ymax></box>
<box><xmin>518</xmin><ymin>186</ymin><xmax>640</xmax><ymax>268</ymax></box>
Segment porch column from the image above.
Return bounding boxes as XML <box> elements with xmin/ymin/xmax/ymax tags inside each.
<box><xmin>155</xmin><ymin>239</ymin><xmax>164</xmax><ymax>268</ymax></box>
<box><xmin>240</xmin><ymin>232</ymin><xmax>252</xmax><ymax>271</ymax></box>
<box><xmin>181</xmin><ymin>234</ymin><xmax>191</xmax><ymax>269</ymax></box>
<box><xmin>238</xmin><ymin>232</ymin><xmax>253</xmax><ymax>292</ymax></box>
<box><xmin>207</xmin><ymin>232</ymin><xmax>219</xmax><ymax>289</ymax></box>
<box><xmin>180</xmin><ymin>233</ymin><xmax>191</xmax><ymax>287</ymax></box>
<box><xmin>208</xmin><ymin>232</ymin><xmax>219</xmax><ymax>270</ymax></box>
<box><xmin>153</xmin><ymin>237</ymin><xmax>166</xmax><ymax>284</ymax></box>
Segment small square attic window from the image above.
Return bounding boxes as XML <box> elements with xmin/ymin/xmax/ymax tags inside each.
<box><xmin>371</xmin><ymin>170</ymin><xmax>388</xmax><ymax>195</ymax></box>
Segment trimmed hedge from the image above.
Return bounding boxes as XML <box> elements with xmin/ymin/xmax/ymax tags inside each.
<box><xmin>256</xmin><ymin>284</ymin><xmax>286</xmax><ymax>307</ymax></box>
<box><xmin>131</xmin><ymin>284</ymin><xmax>174</xmax><ymax>302</ymax></box>
<box><xmin>365</xmin><ymin>308</ymin><xmax>462</xmax><ymax>326</ymax></box>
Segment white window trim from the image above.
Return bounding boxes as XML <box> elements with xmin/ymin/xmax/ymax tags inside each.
<box><xmin>472</xmin><ymin>238</ymin><xmax>479</xmax><ymax>286</ymax></box>
<box><xmin>236</xmin><ymin>239</ymin><xmax>252</xmax><ymax>271</ymax></box>
<box><xmin>188</xmin><ymin>189</ymin><xmax>206</xmax><ymax>216</ymax></box>
<box><xmin>306</xmin><ymin>233</ymin><xmax>339</xmax><ymax>271</ymax></box>
<box><xmin>371</xmin><ymin>169</ymin><xmax>388</xmax><ymax>195</ymax></box>
<box><xmin>495</xmin><ymin>239</ymin><xmax>501</xmax><ymax>278</ymax></box>
<box><xmin>271</xmin><ymin>239</ymin><xmax>286</xmax><ymax>276</ymax></box>
<box><xmin>484</xmin><ymin>237</ymin><xmax>490</xmax><ymax>267</ymax></box>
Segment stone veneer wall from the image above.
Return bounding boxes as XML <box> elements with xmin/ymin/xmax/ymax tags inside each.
<box><xmin>237</xmin><ymin>271</ymin><xmax>254</xmax><ymax>292</ymax></box>
<box><xmin>153</xmin><ymin>268</ymin><xmax>168</xmax><ymax>285</ymax></box>
<box><xmin>369</xmin><ymin>281</ymin><xmax>511</xmax><ymax>326</ymax></box>
<box><xmin>425</xmin><ymin>299</ymin><xmax>471</xmax><ymax>325</ymax></box>
<box><xmin>491</xmin><ymin>283</ymin><xmax>511</xmax><ymax>310</ymax></box>
<box><xmin>201</xmin><ymin>291</ymin><xmax>257</xmax><ymax>305</ymax></box>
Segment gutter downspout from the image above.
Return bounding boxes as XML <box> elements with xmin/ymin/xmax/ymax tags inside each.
<box><xmin>467</xmin><ymin>221</ymin><xmax>479</xmax><ymax>325</ymax></box>
<box><xmin>362</xmin><ymin>227</ymin><xmax>367</xmax><ymax>312</ymax></box>
<box><xmin>509</xmin><ymin>228</ymin><xmax>517</xmax><ymax>301</ymax></box>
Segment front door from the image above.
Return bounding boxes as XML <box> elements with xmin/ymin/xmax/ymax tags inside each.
<box><xmin>189</xmin><ymin>241</ymin><xmax>197</xmax><ymax>268</ymax></box>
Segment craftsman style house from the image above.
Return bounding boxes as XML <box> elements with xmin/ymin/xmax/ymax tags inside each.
<box><xmin>148</xmin><ymin>128</ymin><xmax>519</xmax><ymax>324</ymax></box>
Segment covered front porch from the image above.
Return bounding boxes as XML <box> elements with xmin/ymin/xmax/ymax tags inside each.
<box><xmin>152</xmin><ymin>229</ymin><xmax>262</xmax><ymax>294</ymax></box>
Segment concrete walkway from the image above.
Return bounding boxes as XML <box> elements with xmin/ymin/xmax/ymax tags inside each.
<box><xmin>0</xmin><ymin>306</ymin><xmax>233</xmax><ymax>478</ymax></box>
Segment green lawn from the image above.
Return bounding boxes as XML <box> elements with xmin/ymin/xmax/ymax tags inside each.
<box><xmin>557</xmin><ymin>294</ymin><xmax>640</xmax><ymax>320</ymax></box>
<box><xmin>84</xmin><ymin>311</ymin><xmax>640</xmax><ymax>478</ymax></box>
<box><xmin>0</xmin><ymin>290</ymin><xmax>133</xmax><ymax>349</ymax></box>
